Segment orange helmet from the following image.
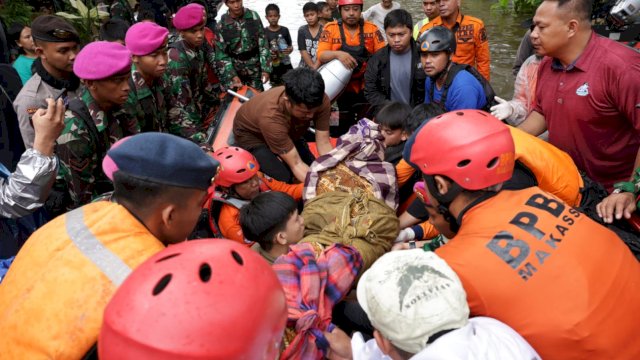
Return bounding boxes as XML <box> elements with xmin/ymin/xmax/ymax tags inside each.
<box><xmin>211</xmin><ymin>146</ymin><xmax>260</xmax><ymax>188</ymax></box>
<box><xmin>99</xmin><ymin>239</ymin><xmax>287</xmax><ymax>360</ymax></box>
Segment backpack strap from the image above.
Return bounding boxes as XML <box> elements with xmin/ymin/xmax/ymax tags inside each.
<box><xmin>337</xmin><ymin>19</ymin><xmax>348</xmax><ymax>49</ymax></box>
<box><xmin>203</xmin><ymin>192</ymin><xmax>250</xmax><ymax>238</ymax></box>
<box><xmin>433</xmin><ymin>63</ymin><xmax>497</xmax><ymax>112</ymax></box>
<box><xmin>437</xmin><ymin>63</ymin><xmax>466</xmax><ymax>110</ymax></box>
<box><xmin>336</xmin><ymin>19</ymin><xmax>367</xmax><ymax>60</ymax></box>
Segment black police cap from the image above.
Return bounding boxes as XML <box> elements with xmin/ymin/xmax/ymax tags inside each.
<box><xmin>31</xmin><ymin>15</ymin><xmax>80</xmax><ymax>43</ymax></box>
<box><xmin>105</xmin><ymin>133</ymin><xmax>220</xmax><ymax>191</ymax></box>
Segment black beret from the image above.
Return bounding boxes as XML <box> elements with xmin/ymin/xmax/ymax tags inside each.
<box><xmin>31</xmin><ymin>15</ymin><xmax>80</xmax><ymax>43</ymax></box>
<box><xmin>104</xmin><ymin>133</ymin><xmax>220</xmax><ymax>191</ymax></box>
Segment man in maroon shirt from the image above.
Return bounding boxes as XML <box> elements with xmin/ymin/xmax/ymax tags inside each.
<box><xmin>518</xmin><ymin>0</ymin><xmax>640</xmax><ymax>222</ymax></box>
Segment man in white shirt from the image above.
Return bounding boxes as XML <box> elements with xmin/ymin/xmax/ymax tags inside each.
<box><xmin>325</xmin><ymin>250</ymin><xmax>541</xmax><ymax>360</ymax></box>
<box><xmin>362</xmin><ymin>0</ymin><xmax>400</xmax><ymax>40</ymax></box>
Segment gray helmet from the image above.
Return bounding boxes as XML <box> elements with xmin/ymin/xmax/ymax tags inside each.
<box><xmin>418</xmin><ymin>26</ymin><xmax>456</xmax><ymax>54</ymax></box>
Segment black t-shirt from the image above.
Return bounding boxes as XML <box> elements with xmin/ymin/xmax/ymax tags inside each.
<box><xmin>265</xmin><ymin>26</ymin><xmax>292</xmax><ymax>48</ymax></box>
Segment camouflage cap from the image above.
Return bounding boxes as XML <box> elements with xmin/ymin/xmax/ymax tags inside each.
<box><xmin>31</xmin><ymin>15</ymin><xmax>79</xmax><ymax>43</ymax></box>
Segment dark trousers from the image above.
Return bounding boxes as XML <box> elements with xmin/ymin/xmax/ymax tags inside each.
<box><xmin>332</xmin><ymin>300</ymin><xmax>374</xmax><ymax>339</ymax></box>
<box><xmin>249</xmin><ymin>139</ymin><xmax>315</xmax><ymax>183</ymax></box>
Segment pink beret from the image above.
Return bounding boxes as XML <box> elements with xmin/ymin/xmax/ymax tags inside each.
<box><xmin>74</xmin><ymin>41</ymin><xmax>132</xmax><ymax>80</ymax></box>
<box><xmin>125</xmin><ymin>22</ymin><xmax>169</xmax><ymax>56</ymax></box>
<box><xmin>184</xmin><ymin>2</ymin><xmax>205</xmax><ymax>10</ymax></box>
<box><xmin>173</xmin><ymin>3</ymin><xmax>205</xmax><ymax>30</ymax></box>
<box><xmin>102</xmin><ymin>136</ymin><xmax>131</xmax><ymax>180</ymax></box>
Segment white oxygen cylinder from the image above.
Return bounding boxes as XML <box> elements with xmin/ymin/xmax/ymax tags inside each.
<box><xmin>317</xmin><ymin>59</ymin><xmax>353</xmax><ymax>102</ymax></box>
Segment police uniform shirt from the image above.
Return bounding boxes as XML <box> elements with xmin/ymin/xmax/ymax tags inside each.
<box><xmin>13</xmin><ymin>73</ymin><xmax>81</xmax><ymax>148</ymax></box>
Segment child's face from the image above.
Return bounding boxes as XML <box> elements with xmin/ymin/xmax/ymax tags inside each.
<box><xmin>321</xmin><ymin>6</ymin><xmax>333</xmax><ymax>19</ymax></box>
<box><xmin>226</xmin><ymin>0</ymin><xmax>244</xmax><ymax>18</ymax></box>
<box><xmin>380</xmin><ymin>126</ymin><xmax>407</xmax><ymax>147</ymax></box>
<box><xmin>281</xmin><ymin>210</ymin><xmax>305</xmax><ymax>245</ymax></box>
<box><xmin>304</xmin><ymin>10</ymin><xmax>319</xmax><ymax>26</ymax></box>
<box><xmin>266</xmin><ymin>10</ymin><xmax>280</xmax><ymax>27</ymax></box>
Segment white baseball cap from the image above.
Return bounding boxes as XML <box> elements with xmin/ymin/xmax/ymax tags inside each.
<box><xmin>357</xmin><ymin>250</ymin><xmax>469</xmax><ymax>354</ymax></box>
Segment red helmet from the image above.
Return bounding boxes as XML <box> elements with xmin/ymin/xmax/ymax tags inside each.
<box><xmin>211</xmin><ymin>146</ymin><xmax>259</xmax><ymax>188</ymax></box>
<box><xmin>99</xmin><ymin>240</ymin><xmax>287</xmax><ymax>360</ymax></box>
<box><xmin>338</xmin><ymin>0</ymin><xmax>363</xmax><ymax>5</ymax></box>
<box><xmin>407</xmin><ymin>110</ymin><xmax>515</xmax><ymax>190</ymax></box>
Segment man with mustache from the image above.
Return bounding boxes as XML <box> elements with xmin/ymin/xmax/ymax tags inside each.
<box><xmin>317</xmin><ymin>0</ymin><xmax>386</xmax><ymax>136</ymax></box>
<box><xmin>418</xmin><ymin>0</ymin><xmax>490</xmax><ymax>81</ymax></box>
<box><xmin>518</xmin><ymin>0</ymin><xmax>640</xmax><ymax>223</ymax></box>
<box><xmin>419</xmin><ymin>27</ymin><xmax>489</xmax><ymax>112</ymax></box>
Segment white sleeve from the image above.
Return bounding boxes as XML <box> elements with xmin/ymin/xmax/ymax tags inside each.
<box><xmin>362</xmin><ymin>5</ymin><xmax>375</xmax><ymax>21</ymax></box>
<box><xmin>352</xmin><ymin>332</ymin><xmax>391</xmax><ymax>360</ymax></box>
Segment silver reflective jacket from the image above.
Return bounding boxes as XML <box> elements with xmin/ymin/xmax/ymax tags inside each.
<box><xmin>0</xmin><ymin>149</ymin><xmax>57</xmax><ymax>219</ymax></box>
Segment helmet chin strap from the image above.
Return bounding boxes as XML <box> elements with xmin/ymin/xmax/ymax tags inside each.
<box><xmin>424</xmin><ymin>175</ymin><xmax>462</xmax><ymax>234</ymax></box>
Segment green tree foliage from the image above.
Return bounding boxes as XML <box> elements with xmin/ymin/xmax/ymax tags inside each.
<box><xmin>0</xmin><ymin>0</ymin><xmax>35</xmax><ymax>27</ymax></box>
<box><xmin>56</xmin><ymin>0</ymin><xmax>109</xmax><ymax>43</ymax></box>
<box><xmin>492</xmin><ymin>0</ymin><xmax>542</xmax><ymax>14</ymax></box>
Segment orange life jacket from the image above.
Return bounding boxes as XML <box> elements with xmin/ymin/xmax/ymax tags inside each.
<box><xmin>437</xmin><ymin>187</ymin><xmax>640</xmax><ymax>360</ymax></box>
<box><xmin>0</xmin><ymin>202</ymin><xmax>165</xmax><ymax>359</ymax></box>
<box><xmin>205</xmin><ymin>173</ymin><xmax>303</xmax><ymax>243</ymax></box>
<box><xmin>509</xmin><ymin>126</ymin><xmax>583</xmax><ymax>207</ymax></box>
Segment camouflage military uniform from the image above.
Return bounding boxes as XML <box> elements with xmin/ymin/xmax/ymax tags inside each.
<box><xmin>110</xmin><ymin>0</ymin><xmax>135</xmax><ymax>24</ymax></box>
<box><xmin>55</xmin><ymin>88</ymin><xmax>136</xmax><ymax>210</ymax></box>
<box><xmin>118</xmin><ymin>64</ymin><xmax>168</xmax><ymax>133</ymax></box>
<box><xmin>214</xmin><ymin>8</ymin><xmax>271</xmax><ymax>91</ymax></box>
<box><xmin>166</xmin><ymin>40</ymin><xmax>212</xmax><ymax>143</ymax></box>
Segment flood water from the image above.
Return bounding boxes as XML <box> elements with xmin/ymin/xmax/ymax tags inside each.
<box><xmin>218</xmin><ymin>0</ymin><xmax>532</xmax><ymax>97</ymax></box>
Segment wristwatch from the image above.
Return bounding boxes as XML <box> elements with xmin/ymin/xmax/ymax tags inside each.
<box><xmin>409</xmin><ymin>240</ymin><xmax>416</xmax><ymax>249</ymax></box>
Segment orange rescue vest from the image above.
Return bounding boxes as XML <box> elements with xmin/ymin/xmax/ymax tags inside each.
<box><xmin>437</xmin><ymin>187</ymin><xmax>640</xmax><ymax>360</ymax></box>
<box><xmin>509</xmin><ymin>126</ymin><xmax>583</xmax><ymax>207</ymax></box>
<box><xmin>0</xmin><ymin>201</ymin><xmax>165</xmax><ymax>359</ymax></box>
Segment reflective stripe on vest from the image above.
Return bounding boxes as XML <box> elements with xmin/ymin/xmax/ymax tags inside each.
<box><xmin>213</xmin><ymin>191</ymin><xmax>250</xmax><ymax>209</ymax></box>
<box><xmin>65</xmin><ymin>207</ymin><xmax>132</xmax><ymax>286</ymax></box>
